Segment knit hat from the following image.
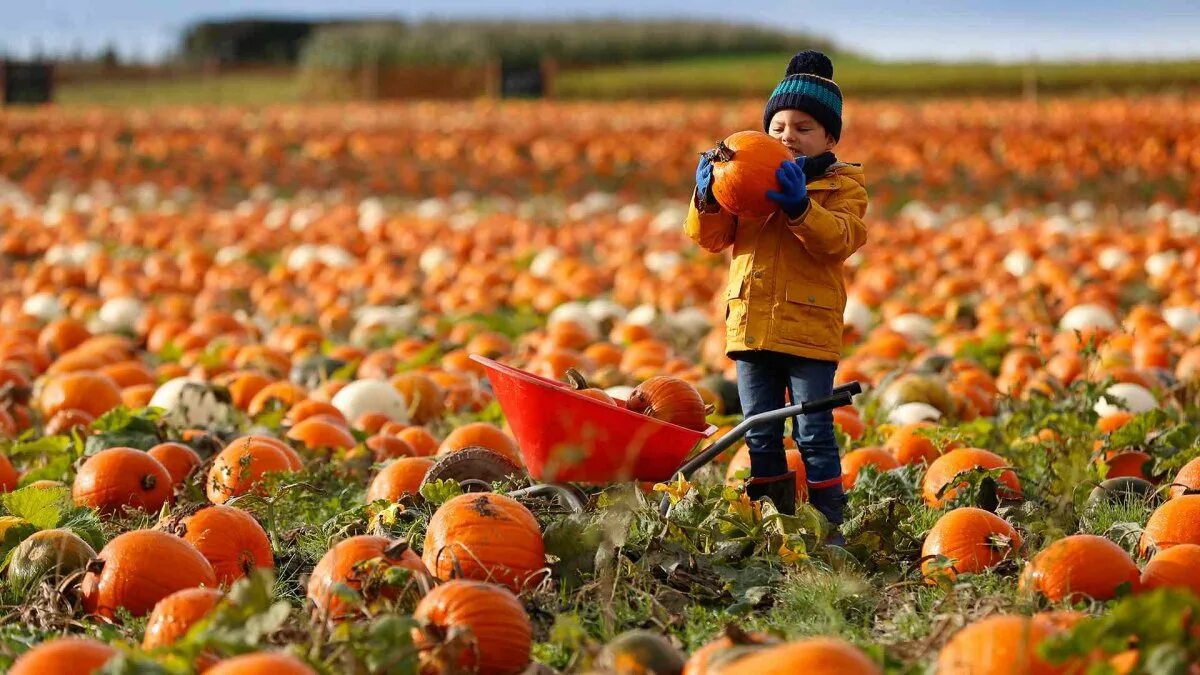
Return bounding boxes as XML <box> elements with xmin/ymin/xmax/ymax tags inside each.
<box><xmin>762</xmin><ymin>49</ymin><xmax>844</xmax><ymax>141</ymax></box>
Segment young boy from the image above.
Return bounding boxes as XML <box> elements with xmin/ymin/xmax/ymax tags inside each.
<box><xmin>685</xmin><ymin>49</ymin><xmax>868</xmax><ymax>540</ymax></box>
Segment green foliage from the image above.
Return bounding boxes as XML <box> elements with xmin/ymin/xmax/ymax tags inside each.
<box><xmin>298</xmin><ymin>20</ymin><xmax>827</xmax><ymax>69</ymax></box>
<box><xmin>1043</xmin><ymin>588</ymin><xmax>1200</xmax><ymax>672</ymax></box>
<box><xmin>87</xmin><ymin>407</ymin><xmax>167</xmax><ymax>453</ymax></box>
<box><xmin>0</xmin><ymin>484</ymin><xmax>105</xmax><ymax>552</ymax></box>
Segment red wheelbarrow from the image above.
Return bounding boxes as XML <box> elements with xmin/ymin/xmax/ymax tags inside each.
<box><xmin>468</xmin><ymin>355</ymin><xmax>861</xmax><ymax>513</ymax></box>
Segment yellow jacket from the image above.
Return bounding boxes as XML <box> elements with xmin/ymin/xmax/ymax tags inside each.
<box><xmin>685</xmin><ymin>162</ymin><xmax>868</xmax><ymax>362</ymax></box>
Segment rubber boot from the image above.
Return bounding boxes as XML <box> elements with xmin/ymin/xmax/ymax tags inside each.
<box><xmin>808</xmin><ymin>483</ymin><xmax>847</xmax><ymax>546</ymax></box>
<box><xmin>746</xmin><ymin>471</ymin><xmax>797</xmax><ymax>516</ymax></box>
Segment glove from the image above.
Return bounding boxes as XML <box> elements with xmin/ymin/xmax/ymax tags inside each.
<box><xmin>766</xmin><ymin>157</ymin><xmax>810</xmax><ymax>219</ymax></box>
<box><xmin>694</xmin><ymin>154</ymin><xmax>714</xmax><ymax>206</ymax></box>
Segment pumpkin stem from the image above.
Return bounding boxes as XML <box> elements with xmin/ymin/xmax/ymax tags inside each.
<box><xmin>141</xmin><ymin>473</ymin><xmax>157</xmax><ymax>491</ymax></box>
<box><xmin>709</xmin><ymin>140</ymin><xmax>735</xmax><ymax>163</ymax></box>
<box><xmin>383</xmin><ymin>539</ymin><xmax>410</xmax><ymax>558</ymax></box>
<box><xmin>565</xmin><ymin>368</ymin><xmax>589</xmax><ymax>391</ymax></box>
<box><xmin>704</xmin><ymin>403</ymin><xmax>716</xmax><ymax>416</ymax></box>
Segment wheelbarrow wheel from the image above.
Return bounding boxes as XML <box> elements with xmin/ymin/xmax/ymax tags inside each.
<box><xmin>420</xmin><ymin>446</ymin><xmax>530</xmax><ymax>494</ymax></box>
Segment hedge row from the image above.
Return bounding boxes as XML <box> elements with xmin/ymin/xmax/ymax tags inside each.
<box><xmin>296</xmin><ymin>20</ymin><xmax>834</xmax><ymax>69</ymax></box>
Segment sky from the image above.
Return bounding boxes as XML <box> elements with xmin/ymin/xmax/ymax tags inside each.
<box><xmin>3</xmin><ymin>0</ymin><xmax>1200</xmax><ymax>63</ymax></box>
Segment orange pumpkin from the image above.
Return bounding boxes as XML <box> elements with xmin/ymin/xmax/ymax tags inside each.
<box><xmin>307</xmin><ymin>535</ymin><xmax>429</xmax><ymax>621</ymax></box>
<box><xmin>423</xmin><ymin>492</ymin><xmax>545</xmax><ymax>593</ymax></box>
<box><xmin>367</xmin><ymin>457</ymin><xmax>435</xmax><ymax>503</ymax></box>
<box><xmin>1140</xmin><ymin>495</ymin><xmax>1200</xmax><ymax>556</ymax></box>
<box><xmin>936</xmin><ymin>614</ymin><xmax>1071</xmax><ymax>675</ymax></box>
<box><xmin>72</xmin><ymin>447</ymin><xmax>173</xmax><ymax>515</ymax></box>
<box><xmin>175</xmin><ymin>504</ymin><xmax>275</xmax><ymax>586</ymax></box>
<box><xmin>921</xmin><ymin>507</ymin><xmax>1022</xmax><ymax>581</ymax></box>
<box><xmin>840</xmin><ymin>447</ymin><xmax>900</xmax><ymax>490</ymax></box>
<box><xmin>1139</xmin><ymin>543</ymin><xmax>1200</xmax><ymax>596</ymax></box>
<box><xmin>1020</xmin><ymin>534</ymin><xmax>1140</xmax><ymax>602</ymax></box>
<box><xmin>626</xmin><ymin>376</ymin><xmax>709</xmax><ymax>432</ymax></box>
<box><xmin>438</xmin><ymin>422</ymin><xmax>522</xmax><ymax>464</ymax></box>
<box><xmin>148</xmin><ymin>441</ymin><xmax>203</xmax><ymax>486</ymax></box>
<box><xmin>204</xmin><ymin>653</ymin><xmax>317</xmax><ymax>675</ymax></box>
<box><xmin>1169</xmin><ymin>457</ymin><xmax>1200</xmax><ymax>499</ymax></box>
<box><xmin>397</xmin><ymin>426</ymin><xmax>440</xmax><ymax>457</ymax></box>
<box><xmin>710</xmin><ymin>636</ymin><xmax>881</xmax><ymax>674</ymax></box>
<box><xmin>413</xmin><ymin>579</ymin><xmax>532</xmax><ymax>675</ymax></box>
<box><xmin>143</xmin><ymin>586</ymin><xmax>224</xmax><ymax>649</ymax></box>
<box><xmin>38</xmin><ymin>370</ymin><xmax>122</xmax><ymax>419</ymax></box>
<box><xmin>706</xmin><ymin>131</ymin><xmax>793</xmax><ymax>218</ymax></box>
<box><xmin>82</xmin><ymin>529</ymin><xmax>217</xmax><ymax>619</ymax></box>
<box><xmin>922</xmin><ymin>448</ymin><xmax>1022</xmax><ymax>507</ymax></box>
<box><xmin>10</xmin><ymin>638</ymin><xmax>117</xmax><ymax>675</ymax></box>
<box><xmin>207</xmin><ymin>439</ymin><xmax>297</xmax><ymax>504</ymax></box>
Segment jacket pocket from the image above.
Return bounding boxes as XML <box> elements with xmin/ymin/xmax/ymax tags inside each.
<box><xmin>724</xmin><ymin>273</ymin><xmax>745</xmax><ymax>300</ymax></box>
<box><xmin>777</xmin><ymin>280</ymin><xmax>840</xmax><ymax>348</ymax></box>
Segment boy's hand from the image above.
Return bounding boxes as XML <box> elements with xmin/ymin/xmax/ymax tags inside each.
<box><xmin>695</xmin><ymin>154</ymin><xmax>714</xmax><ymax>205</ymax></box>
<box><xmin>766</xmin><ymin>158</ymin><xmax>810</xmax><ymax>219</ymax></box>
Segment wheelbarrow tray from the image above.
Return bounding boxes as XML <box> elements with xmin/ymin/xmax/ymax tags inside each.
<box><xmin>471</xmin><ymin>355</ymin><xmax>717</xmax><ymax>483</ymax></box>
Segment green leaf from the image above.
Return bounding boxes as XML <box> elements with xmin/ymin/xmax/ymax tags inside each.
<box><xmin>418</xmin><ymin>479</ymin><xmax>463</xmax><ymax>506</ymax></box>
<box><xmin>1</xmin><ymin>485</ymin><xmax>69</xmax><ymax>529</ymax></box>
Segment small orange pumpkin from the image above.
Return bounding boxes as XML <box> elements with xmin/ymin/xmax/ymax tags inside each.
<box><xmin>72</xmin><ymin>447</ymin><xmax>173</xmax><ymax>515</ymax></box>
<box><xmin>307</xmin><ymin>535</ymin><xmax>429</xmax><ymax>621</ymax></box>
<box><xmin>422</xmin><ymin>492</ymin><xmax>545</xmax><ymax>593</ymax></box>
<box><xmin>413</xmin><ymin>579</ymin><xmax>532</xmax><ymax>675</ymax></box>
<box><xmin>82</xmin><ymin>529</ymin><xmax>217</xmax><ymax>619</ymax></box>
<box><xmin>706</xmin><ymin>131</ymin><xmax>793</xmax><ymax>218</ymax></box>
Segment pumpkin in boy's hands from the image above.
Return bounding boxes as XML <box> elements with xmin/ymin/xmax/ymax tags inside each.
<box><xmin>706</xmin><ymin>131</ymin><xmax>794</xmax><ymax>217</ymax></box>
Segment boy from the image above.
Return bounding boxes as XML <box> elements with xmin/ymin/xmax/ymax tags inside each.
<box><xmin>685</xmin><ymin>49</ymin><xmax>868</xmax><ymax>542</ymax></box>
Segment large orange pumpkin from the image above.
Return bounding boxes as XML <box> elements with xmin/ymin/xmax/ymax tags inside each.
<box><xmin>706</xmin><ymin>131</ymin><xmax>793</xmax><ymax>218</ymax></box>
<box><xmin>1140</xmin><ymin>495</ymin><xmax>1200</xmax><ymax>556</ymax></box>
<box><xmin>413</xmin><ymin>579</ymin><xmax>532</xmax><ymax>675</ymax></box>
<box><xmin>1139</xmin><ymin>543</ymin><xmax>1200</xmax><ymax>596</ymax></box>
<box><xmin>710</xmin><ymin>636</ymin><xmax>881</xmax><ymax>674</ymax></box>
<box><xmin>10</xmin><ymin>638</ymin><xmax>118</xmax><ymax>675</ymax></box>
<box><xmin>174</xmin><ymin>504</ymin><xmax>275</xmax><ymax>586</ymax></box>
<box><xmin>204</xmin><ymin>652</ymin><xmax>317</xmax><ymax>675</ymax></box>
<box><xmin>306</xmin><ymin>535</ymin><xmax>429</xmax><ymax>620</ymax></box>
<box><xmin>82</xmin><ymin>529</ymin><xmax>217</xmax><ymax>619</ymax></box>
<box><xmin>207</xmin><ymin>439</ymin><xmax>297</xmax><ymax>504</ymax></box>
<box><xmin>438</xmin><ymin>422</ymin><xmax>522</xmax><ymax>464</ymax></box>
<box><xmin>72</xmin><ymin>446</ymin><xmax>173</xmax><ymax>515</ymax></box>
<box><xmin>422</xmin><ymin>492</ymin><xmax>545</xmax><ymax>593</ymax></box>
<box><xmin>38</xmin><ymin>370</ymin><xmax>122</xmax><ymax>419</ymax></box>
<box><xmin>1169</xmin><ymin>457</ymin><xmax>1200</xmax><ymax>499</ymax></box>
<box><xmin>921</xmin><ymin>507</ymin><xmax>1022</xmax><ymax>581</ymax></box>
<box><xmin>142</xmin><ymin>586</ymin><xmax>225</xmax><ymax>649</ymax></box>
<box><xmin>922</xmin><ymin>447</ymin><xmax>1022</xmax><ymax>507</ymax></box>
<box><xmin>367</xmin><ymin>457</ymin><xmax>435</xmax><ymax>503</ymax></box>
<box><xmin>1019</xmin><ymin>534</ymin><xmax>1140</xmax><ymax>602</ymax></box>
<box><xmin>936</xmin><ymin>614</ymin><xmax>1071</xmax><ymax>675</ymax></box>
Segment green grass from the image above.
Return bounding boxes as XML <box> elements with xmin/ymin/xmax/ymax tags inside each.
<box><xmin>554</xmin><ymin>53</ymin><xmax>1200</xmax><ymax>98</ymax></box>
<box><xmin>49</xmin><ymin>55</ymin><xmax>1200</xmax><ymax>106</ymax></box>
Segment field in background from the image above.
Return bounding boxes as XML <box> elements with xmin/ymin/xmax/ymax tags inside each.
<box><xmin>49</xmin><ymin>54</ymin><xmax>1200</xmax><ymax>106</ymax></box>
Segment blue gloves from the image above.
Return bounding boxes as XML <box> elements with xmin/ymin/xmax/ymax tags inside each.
<box><xmin>766</xmin><ymin>157</ymin><xmax>810</xmax><ymax>219</ymax></box>
<box><xmin>695</xmin><ymin>154</ymin><xmax>714</xmax><ymax>205</ymax></box>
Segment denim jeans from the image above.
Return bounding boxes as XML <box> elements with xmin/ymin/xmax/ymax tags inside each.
<box><xmin>733</xmin><ymin>350</ymin><xmax>841</xmax><ymax>486</ymax></box>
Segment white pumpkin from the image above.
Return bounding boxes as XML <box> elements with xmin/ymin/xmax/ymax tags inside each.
<box><xmin>1058</xmin><ymin>304</ymin><xmax>1117</xmax><ymax>332</ymax></box>
<box><xmin>625</xmin><ymin>304</ymin><xmax>660</xmax><ymax>328</ymax></box>
<box><xmin>22</xmin><ymin>293</ymin><xmax>63</xmax><ymax>322</ymax></box>
<box><xmin>417</xmin><ymin>246</ymin><xmax>450</xmax><ymax>275</ymax></box>
<box><xmin>586</xmin><ymin>299</ymin><xmax>627</xmax><ymax>326</ymax></box>
<box><xmin>668</xmin><ymin>307</ymin><xmax>713</xmax><ymax>338</ymax></box>
<box><xmin>1163</xmin><ymin>307</ymin><xmax>1200</xmax><ymax>335</ymax></box>
<box><xmin>548</xmin><ymin>302</ymin><xmax>599</xmax><ymax>338</ymax></box>
<box><xmin>843</xmin><ymin>296</ymin><xmax>874</xmax><ymax>335</ymax></box>
<box><xmin>1094</xmin><ymin>382</ymin><xmax>1158</xmax><ymax>418</ymax></box>
<box><xmin>604</xmin><ymin>385</ymin><xmax>636</xmax><ymax>402</ymax></box>
<box><xmin>1002</xmin><ymin>250</ymin><xmax>1034</xmax><ymax>277</ymax></box>
<box><xmin>888</xmin><ymin>313</ymin><xmax>935</xmax><ymax>342</ymax></box>
<box><xmin>1097</xmin><ymin>247</ymin><xmax>1130</xmax><ymax>271</ymax></box>
<box><xmin>331</xmin><ymin>380</ymin><xmax>409</xmax><ymax>424</ymax></box>
<box><xmin>887</xmin><ymin>402</ymin><xmax>943</xmax><ymax>425</ymax></box>
<box><xmin>149</xmin><ymin>378</ymin><xmax>233</xmax><ymax>428</ymax></box>
<box><xmin>96</xmin><ymin>297</ymin><xmax>144</xmax><ymax>332</ymax></box>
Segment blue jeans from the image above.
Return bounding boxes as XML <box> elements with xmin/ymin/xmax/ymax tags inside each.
<box><xmin>733</xmin><ymin>350</ymin><xmax>841</xmax><ymax>486</ymax></box>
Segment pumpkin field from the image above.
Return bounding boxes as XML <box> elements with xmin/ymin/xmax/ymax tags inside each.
<box><xmin>2</xmin><ymin>94</ymin><xmax>1200</xmax><ymax>674</ymax></box>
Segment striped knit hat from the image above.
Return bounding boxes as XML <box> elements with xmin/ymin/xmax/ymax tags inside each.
<box><xmin>762</xmin><ymin>50</ymin><xmax>843</xmax><ymax>141</ymax></box>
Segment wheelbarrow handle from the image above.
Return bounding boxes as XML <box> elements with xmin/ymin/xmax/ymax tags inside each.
<box><xmin>657</xmin><ymin>380</ymin><xmax>862</xmax><ymax>516</ymax></box>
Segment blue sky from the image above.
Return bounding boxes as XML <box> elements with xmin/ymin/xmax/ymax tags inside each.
<box><xmin>3</xmin><ymin>0</ymin><xmax>1200</xmax><ymax>62</ymax></box>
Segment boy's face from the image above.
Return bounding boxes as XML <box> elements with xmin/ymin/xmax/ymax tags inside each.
<box><xmin>768</xmin><ymin>109</ymin><xmax>836</xmax><ymax>159</ymax></box>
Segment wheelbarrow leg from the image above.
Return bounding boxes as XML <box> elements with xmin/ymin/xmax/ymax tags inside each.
<box><xmin>657</xmin><ymin>382</ymin><xmax>862</xmax><ymax>516</ymax></box>
<box><xmin>508</xmin><ymin>483</ymin><xmax>587</xmax><ymax>513</ymax></box>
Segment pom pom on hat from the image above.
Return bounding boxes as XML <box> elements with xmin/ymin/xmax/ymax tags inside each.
<box><xmin>786</xmin><ymin>50</ymin><xmax>834</xmax><ymax>79</ymax></box>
